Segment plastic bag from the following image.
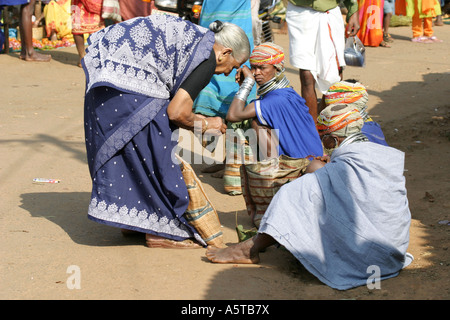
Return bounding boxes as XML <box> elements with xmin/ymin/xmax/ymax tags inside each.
<box><xmin>344</xmin><ymin>36</ymin><xmax>365</xmax><ymax>67</ymax></box>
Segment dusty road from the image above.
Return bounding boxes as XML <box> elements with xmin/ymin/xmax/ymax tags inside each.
<box><xmin>0</xmin><ymin>24</ymin><xmax>449</xmax><ymax>302</ymax></box>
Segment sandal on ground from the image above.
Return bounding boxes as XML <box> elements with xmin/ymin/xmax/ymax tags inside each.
<box><xmin>145</xmin><ymin>234</ymin><xmax>202</xmax><ymax>249</ymax></box>
<box><xmin>427</xmin><ymin>36</ymin><xmax>443</xmax><ymax>43</ymax></box>
<box><xmin>434</xmin><ymin>16</ymin><xmax>444</xmax><ymax>26</ymax></box>
<box><xmin>379</xmin><ymin>40</ymin><xmax>391</xmax><ymax>48</ymax></box>
<box><xmin>411</xmin><ymin>36</ymin><xmax>433</xmax><ymax>43</ymax></box>
<box><xmin>383</xmin><ymin>33</ymin><xmax>394</xmax><ymax>43</ymax></box>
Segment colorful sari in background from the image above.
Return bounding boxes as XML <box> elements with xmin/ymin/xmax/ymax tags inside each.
<box><xmin>71</xmin><ymin>0</ymin><xmax>104</xmax><ymax>34</ymax></box>
<box><xmin>395</xmin><ymin>0</ymin><xmax>441</xmax><ymax>17</ymax></box>
<box><xmin>356</xmin><ymin>0</ymin><xmax>385</xmax><ymax>47</ymax></box>
<box><xmin>395</xmin><ymin>0</ymin><xmax>441</xmax><ymax>38</ymax></box>
<box><xmin>44</xmin><ymin>0</ymin><xmax>72</xmax><ymax>39</ymax></box>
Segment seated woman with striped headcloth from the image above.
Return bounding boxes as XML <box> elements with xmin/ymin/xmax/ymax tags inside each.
<box><xmin>225</xmin><ymin>42</ymin><xmax>324</xmax><ymax>227</ymax></box>
<box><xmin>207</xmin><ymin>104</ymin><xmax>414</xmax><ymax>291</ymax></box>
<box><xmin>227</xmin><ymin>42</ymin><xmax>323</xmax><ymax>161</ymax></box>
<box><xmin>323</xmin><ymin>79</ymin><xmax>389</xmax><ymax>152</ymax></box>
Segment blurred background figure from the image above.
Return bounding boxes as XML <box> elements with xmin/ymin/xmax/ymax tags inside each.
<box><xmin>0</xmin><ymin>0</ymin><xmax>51</xmax><ymax>61</ymax></box>
<box><xmin>71</xmin><ymin>0</ymin><xmax>104</xmax><ymax>67</ymax></box>
<box><xmin>43</xmin><ymin>0</ymin><xmax>72</xmax><ymax>41</ymax></box>
<box><xmin>356</xmin><ymin>0</ymin><xmax>386</xmax><ymax>47</ymax></box>
<box><xmin>396</xmin><ymin>0</ymin><xmax>443</xmax><ymax>42</ymax></box>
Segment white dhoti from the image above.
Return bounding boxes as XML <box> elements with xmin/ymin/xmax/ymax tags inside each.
<box><xmin>286</xmin><ymin>3</ymin><xmax>346</xmax><ymax>93</ymax></box>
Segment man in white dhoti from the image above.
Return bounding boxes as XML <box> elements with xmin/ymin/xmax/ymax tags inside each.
<box><xmin>285</xmin><ymin>0</ymin><xmax>360</xmax><ymax>122</ymax></box>
<box><xmin>206</xmin><ymin>104</ymin><xmax>414</xmax><ymax>290</ymax></box>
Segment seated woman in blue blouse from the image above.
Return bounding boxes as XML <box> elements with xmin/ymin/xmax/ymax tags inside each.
<box><xmin>226</xmin><ymin>42</ymin><xmax>323</xmax><ymax>161</ymax></box>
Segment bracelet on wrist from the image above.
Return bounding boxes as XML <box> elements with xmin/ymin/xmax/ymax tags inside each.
<box><xmin>235</xmin><ymin>77</ymin><xmax>255</xmax><ymax>101</ymax></box>
<box><xmin>202</xmin><ymin>118</ymin><xmax>208</xmax><ymax>133</ymax></box>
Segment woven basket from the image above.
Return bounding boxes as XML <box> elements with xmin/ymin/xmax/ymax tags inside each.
<box><xmin>16</xmin><ymin>26</ymin><xmax>44</xmax><ymax>41</ymax></box>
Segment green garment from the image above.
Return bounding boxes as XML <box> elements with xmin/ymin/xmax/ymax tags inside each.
<box><xmin>398</xmin><ymin>0</ymin><xmax>441</xmax><ymax>18</ymax></box>
<box><xmin>288</xmin><ymin>0</ymin><xmax>359</xmax><ymax>21</ymax></box>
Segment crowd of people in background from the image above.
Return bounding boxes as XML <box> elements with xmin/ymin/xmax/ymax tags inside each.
<box><xmin>1</xmin><ymin>0</ymin><xmax>447</xmax><ymax>60</ymax></box>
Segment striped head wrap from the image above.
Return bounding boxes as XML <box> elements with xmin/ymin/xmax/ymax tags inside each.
<box><xmin>249</xmin><ymin>42</ymin><xmax>285</xmax><ymax>71</ymax></box>
<box><xmin>324</xmin><ymin>80</ymin><xmax>368</xmax><ymax>111</ymax></box>
<box><xmin>317</xmin><ymin>104</ymin><xmax>364</xmax><ymax>136</ymax></box>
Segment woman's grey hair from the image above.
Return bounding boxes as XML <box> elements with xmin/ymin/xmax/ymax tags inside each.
<box><xmin>209</xmin><ymin>20</ymin><xmax>250</xmax><ymax>62</ymax></box>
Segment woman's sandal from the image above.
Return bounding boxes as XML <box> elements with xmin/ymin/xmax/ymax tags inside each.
<box><xmin>383</xmin><ymin>33</ymin><xmax>394</xmax><ymax>43</ymax></box>
<box><xmin>379</xmin><ymin>40</ymin><xmax>391</xmax><ymax>48</ymax></box>
<box><xmin>145</xmin><ymin>234</ymin><xmax>202</xmax><ymax>249</ymax></box>
<box><xmin>411</xmin><ymin>36</ymin><xmax>433</xmax><ymax>43</ymax></box>
<box><xmin>427</xmin><ymin>36</ymin><xmax>443</xmax><ymax>43</ymax></box>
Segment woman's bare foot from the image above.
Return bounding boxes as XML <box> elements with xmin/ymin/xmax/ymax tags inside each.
<box><xmin>20</xmin><ymin>50</ymin><xmax>51</xmax><ymax>62</ymax></box>
<box><xmin>205</xmin><ymin>238</ymin><xmax>260</xmax><ymax>264</ymax></box>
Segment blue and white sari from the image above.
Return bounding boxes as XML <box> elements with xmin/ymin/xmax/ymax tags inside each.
<box><xmin>82</xmin><ymin>15</ymin><xmax>215</xmax><ymax>245</ymax></box>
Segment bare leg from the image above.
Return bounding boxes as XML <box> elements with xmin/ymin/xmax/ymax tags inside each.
<box><xmin>19</xmin><ymin>0</ymin><xmax>51</xmax><ymax>61</ymax></box>
<box><xmin>317</xmin><ymin>96</ymin><xmax>327</xmax><ymax>116</ymax></box>
<box><xmin>73</xmin><ymin>33</ymin><xmax>86</xmax><ymax>67</ymax></box>
<box><xmin>50</xmin><ymin>30</ymin><xmax>57</xmax><ymax>41</ymax></box>
<box><xmin>299</xmin><ymin>69</ymin><xmax>318</xmax><ymax>123</ymax></box>
<box><xmin>383</xmin><ymin>13</ymin><xmax>393</xmax><ymax>41</ymax></box>
<box><xmin>205</xmin><ymin>233</ymin><xmax>277</xmax><ymax>264</ymax></box>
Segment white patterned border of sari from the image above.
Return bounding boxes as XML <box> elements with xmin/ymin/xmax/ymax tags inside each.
<box><xmin>88</xmin><ymin>196</ymin><xmax>206</xmax><ymax>245</ymax></box>
<box><xmin>82</xmin><ymin>14</ymin><xmax>215</xmax><ymax>98</ymax></box>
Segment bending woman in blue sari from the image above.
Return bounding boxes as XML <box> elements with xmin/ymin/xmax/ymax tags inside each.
<box><xmin>83</xmin><ymin>15</ymin><xmax>250</xmax><ymax>249</ymax></box>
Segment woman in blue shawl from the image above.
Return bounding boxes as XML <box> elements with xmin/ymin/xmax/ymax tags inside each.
<box><xmin>83</xmin><ymin>15</ymin><xmax>250</xmax><ymax>248</ymax></box>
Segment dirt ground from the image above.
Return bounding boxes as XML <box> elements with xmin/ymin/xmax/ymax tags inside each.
<box><xmin>0</xmin><ymin>23</ymin><xmax>449</xmax><ymax>302</ymax></box>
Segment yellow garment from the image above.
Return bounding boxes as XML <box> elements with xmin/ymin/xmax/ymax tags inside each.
<box><xmin>44</xmin><ymin>0</ymin><xmax>73</xmax><ymax>40</ymax></box>
<box><xmin>395</xmin><ymin>0</ymin><xmax>441</xmax><ymax>18</ymax></box>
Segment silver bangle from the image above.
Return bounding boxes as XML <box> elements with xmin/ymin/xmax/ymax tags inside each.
<box><xmin>235</xmin><ymin>77</ymin><xmax>255</xmax><ymax>101</ymax></box>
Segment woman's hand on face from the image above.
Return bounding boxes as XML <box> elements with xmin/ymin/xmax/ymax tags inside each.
<box><xmin>235</xmin><ymin>65</ymin><xmax>254</xmax><ymax>85</ymax></box>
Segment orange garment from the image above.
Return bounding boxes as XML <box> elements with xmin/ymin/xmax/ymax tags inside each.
<box><xmin>412</xmin><ymin>0</ymin><xmax>433</xmax><ymax>37</ymax></box>
<box><xmin>395</xmin><ymin>0</ymin><xmax>439</xmax><ymax>16</ymax></box>
<box><xmin>71</xmin><ymin>0</ymin><xmax>104</xmax><ymax>34</ymax></box>
<box><xmin>395</xmin><ymin>0</ymin><xmax>441</xmax><ymax>37</ymax></box>
<box><xmin>356</xmin><ymin>0</ymin><xmax>384</xmax><ymax>47</ymax></box>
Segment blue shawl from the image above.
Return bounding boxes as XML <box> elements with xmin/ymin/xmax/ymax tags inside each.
<box><xmin>259</xmin><ymin>141</ymin><xmax>413</xmax><ymax>289</ymax></box>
